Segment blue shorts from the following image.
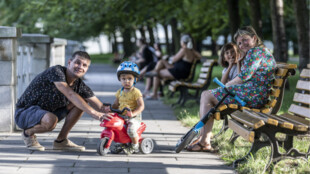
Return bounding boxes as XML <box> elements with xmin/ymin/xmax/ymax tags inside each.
<box><xmin>15</xmin><ymin>106</ymin><xmax>69</xmax><ymax>129</ymax></box>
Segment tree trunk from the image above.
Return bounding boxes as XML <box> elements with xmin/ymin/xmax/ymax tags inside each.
<box><xmin>112</xmin><ymin>32</ymin><xmax>118</xmax><ymax>53</ymax></box>
<box><xmin>293</xmin><ymin>0</ymin><xmax>310</xmax><ymax>71</ymax></box>
<box><xmin>227</xmin><ymin>0</ymin><xmax>240</xmax><ymax>41</ymax></box>
<box><xmin>138</xmin><ymin>27</ymin><xmax>146</xmax><ymax>39</ymax></box>
<box><xmin>163</xmin><ymin>24</ymin><xmax>170</xmax><ymax>55</ymax></box>
<box><xmin>248</xmin><ymin>0</ymin><xmax>263</xmax><ymax>37</ymax></box>
<box><xmin>122</xmin><ymin>27</ymin><xmax>133</xmax><ymax>58</ymax></box>
<box><xmin>170</xmin><ymin>18</ymin><xmax>181</xmax><ymax>54</ymax></box>
<box><xmin>211</xmin><ymin>38</ymin><xmax>217</xmax><ymax>57</ymax></box>
<box><xmin>147</xmin><ymin>24</ymin><xmax>155</xmax><ymax>46</ymax></box>
<box><xmin>270</xmin><ymin>0</ymin><xmax>288</xmax><ymax>62</ymax></box>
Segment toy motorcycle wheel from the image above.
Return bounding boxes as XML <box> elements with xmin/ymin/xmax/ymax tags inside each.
<box><xmin>97</xmin><ymin>137</ymin><xmax>109</xmax><ymax>156</ymax></box>
<box><xmin>110</xmin><ymin>142</ymin><xmax>123</xmax><ymax>154</ymax></box>
<box><xmin>139</xmin><ymin>138</ymin><xmax>154</xmax><ymax>154</ymax></box>
<box><xmin>175</xmin><ymin>129</ymin><xmax>198</xmax><ymax>153</ymax></box>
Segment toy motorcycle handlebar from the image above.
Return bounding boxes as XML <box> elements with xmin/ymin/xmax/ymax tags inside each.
<box><xmin>103</xmin><ymin>103</ymin><xmax>131</xmax><ymax>118</ymax></box>
<box><xmin>213</xmin><ymin>77</ymin><xmax>246</xmax><ymax>106</ymax></box>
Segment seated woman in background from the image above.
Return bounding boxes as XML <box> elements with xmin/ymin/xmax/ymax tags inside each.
<box><xmin>145</xmin><ymin>34</ymin><xmax>202</xmax><ymax>100</ymax></box>
<box><xmin>186</xmin><ymin>26</ymin><xmax>276</xmax><ymax>152</ymax></box>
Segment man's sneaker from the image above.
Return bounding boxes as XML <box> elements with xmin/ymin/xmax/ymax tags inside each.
<box><xmin>53</xmin><ymin>139</ymin><xmax>85</xmax><ymax>151</ymax></box>
<box><xmin>22</xmin><ymin>132</ymin><xmax>45</xmax><ymax>151</ymax></box>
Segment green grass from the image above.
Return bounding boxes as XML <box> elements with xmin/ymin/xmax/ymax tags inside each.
<box><xmin>162</xmin><ymin>59</ymin><xmax>310</xmax><ymax>173</ymax></box>
<box><xmin>90</xmin><ymin>53</ymin><xmax>114</xmax><ymax>64</ymax></box>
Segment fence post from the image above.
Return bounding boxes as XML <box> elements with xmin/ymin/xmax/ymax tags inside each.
<box><xmin>50</xmin><ymin>38</ymin><xmax>67</xmax><ymax>66</ymax></box>
<box><xmin>0</xmin><ymin>26</ymin><xmax>21</xmax><ymax>132</ymax></box>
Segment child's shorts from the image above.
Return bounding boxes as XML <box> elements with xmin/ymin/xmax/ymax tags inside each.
<box><xmin>127</xmin><ymin>113</ymin><xmax>142</xmax><ymax>138</ymax></box>
<box><xmin>15</xmin><ymin>105</ymin><xmax>69</xmax><ymax>129</ymax></box>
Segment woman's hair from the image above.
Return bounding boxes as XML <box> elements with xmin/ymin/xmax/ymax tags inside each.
<box><xmin>233</xmin><ymin>26</ymin><xmax>264</xmax><ymax>47</ymax></box>
<box><xmin>154</xmin><ymin>42</ymin><xmax>162</xmax><ymax>51</ymax></box>
<box><xmin>219</xmin><ymin>43</ymin><xmax>238</xmax><ymax>67</ymax></box>
<box><xmin>181</xmin><ymin>34</ymin><xmax>193</xmax><ymax>49</ymax></box>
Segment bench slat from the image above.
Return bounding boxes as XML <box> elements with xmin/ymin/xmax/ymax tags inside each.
<box><xmin>256</xmin><ymin>112</ymin><xmax>294</xmax><ymax>130</ymax></box>
<box><xmin>276</xmin><ymin>63</ymin><xmax>297</xmax><ymax>69</ymax></box>
<box><xmin>288</xmin><ymin>104</ymin><xmax>310</xmax><ymax>119</ymax></box>
<box><xmin>279</xmin><ymin>113</ymin><xmax>309</xmax><ymax>131</ymax></box>
<box><xmin>243</xmin><ymin>110</ymin><xmax>278</xmax><ymax>126</ymax></box>
<box><xmin>293</xmin><ymin>93</ymin><xmax>310</xmax><ymax>105</ymax></box>
<box><xmin>228</xmin><ymin>119</ymin><xmax>255</xmax><ymax>143</ymax></box>
<box><xmin>270</xmin><ymin>88</ymin><xmax>280</xmax><ymax>97</ymax></box>
<box><xmin>300</xmin><ymin>69</ymin><xmax>310</xmax><ymax>79</ymax></box>
<box><xmin>199</xmin><ymin>73</ymin><xmax>208</xmax><ymax>78</ymax></box>
<box><xmin>272</xmin><ymin>79</ymin><xmax>283</xmax><ymax>87</ymax></box>
<box><xmin>296</xmin><ymin>80</ymin><xmax>310</xmax><ymax>91</ymax></box>
<box><xmin>200</xmin><ymin>67</ymin><xmax>210</xmax><ymax>73</ymax></box>
<box><xmin>197</xmin><ymin>79</ymin><xmax>206</xmax><ymax>84</ymax></box>
<box><xmin>230</xmin><ymin>110</ymin><xmax>265</xmax><ymax>129</ymax></box>
<box><xmin>275</xmin><ymin>68</ymin><xmax>288</xmax><ymax>77</ymax></box>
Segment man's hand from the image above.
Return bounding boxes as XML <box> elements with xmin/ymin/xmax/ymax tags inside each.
<box><xmin>99</xmin><ymin>113</ymin><xmax>114</xmax><ymax>122</ymax></box>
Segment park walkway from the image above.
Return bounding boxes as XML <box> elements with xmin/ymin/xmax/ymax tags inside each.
<box><xmin>0</xmin><ymin>63</ymin><xmax>234</xmax><ymax>174</ymax></box>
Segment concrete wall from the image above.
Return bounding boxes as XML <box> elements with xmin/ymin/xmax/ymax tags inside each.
<box><xmin>0</xmin><ymin>26</ymin><xmax>21</xmax><ymax>132</ymax></box>
<box><xmin>16</xmin><ymin>34</ymin><xmax>53</xmax><ymax>99</ymax></box>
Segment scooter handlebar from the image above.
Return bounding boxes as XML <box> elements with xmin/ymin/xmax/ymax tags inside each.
<box><xmin>212</xmin><ymin>77</ymin><xmax>246</xmax><ymax>106</ymax></box>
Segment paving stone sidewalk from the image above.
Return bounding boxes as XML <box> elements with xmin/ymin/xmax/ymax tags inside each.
<box><xmin>0</xmin><ymin>64</ymin><xmax>234</xmax><ymax>174</ymax></box>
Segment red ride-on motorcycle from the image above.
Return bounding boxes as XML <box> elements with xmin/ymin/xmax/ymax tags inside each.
<box><xmin>97</xmin><ymin>104</ymin><xmax>154</xmax><ymax>156</ymax></box>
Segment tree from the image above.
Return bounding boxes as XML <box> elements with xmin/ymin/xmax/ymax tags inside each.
<box><xmin>248</xmin><ymin>0</ymin><xmax>263</xmax><ymax>37</ymax></box>
<box><xmin>293</xmin><ymin>0</ymin><xmax>310</xmax><ymax>71</ymax></box>
<box><xmin>227</xmin><ymin>0</ymin><xmax>240</xmax><ymax>41</ymax></box>
<box><xmin>270</xmin><ymin>0</ymin><xmax>288</xmax><ymax>62</ymax></box>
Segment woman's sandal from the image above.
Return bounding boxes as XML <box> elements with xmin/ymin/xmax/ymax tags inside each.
<box><xmin>186</xmin><ymin>142</ymin><xmax>216</xmax><ymax>153</ymax></box>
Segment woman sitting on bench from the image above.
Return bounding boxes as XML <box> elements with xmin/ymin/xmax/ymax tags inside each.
<box><xmin>187</xmin><ymin>26</ymin><xmax>277</xmax><ymax>152</ymax></box>
<box><xmin>145</xmin><ymin>34</ymin><xmax>201</xmax><ymax>100</ymax></box>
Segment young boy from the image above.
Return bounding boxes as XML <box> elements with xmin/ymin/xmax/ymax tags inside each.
<box><xmin>112</xmin><ymin>61</ymin><xmax>145</xmax><ymax>153</ymax></box>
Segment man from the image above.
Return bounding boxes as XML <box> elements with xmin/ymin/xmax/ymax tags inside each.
<box><xmin>15</xmin><ymin>51</ymin><xmax>112</xmax><ymax>151</ymax></box>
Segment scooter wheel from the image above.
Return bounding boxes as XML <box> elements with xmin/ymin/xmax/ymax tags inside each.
<box><xmin>97</xmin><ymin>137</ymin><xmax>109</xmax><ymax>156</ymax></box>
<box><xmin>175</xmin><ymin>129</ymin><xmax>198</xmax><ymax>153</ymax></box>
<box><xmin>139</xmin><ymin>138</ymin><xmax>154</xmax><ymax>154</ymax></box>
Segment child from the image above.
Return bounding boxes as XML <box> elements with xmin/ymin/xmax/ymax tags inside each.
<box><xmin>218</xmin><ymin>42</ymin><xmax>241</xmax><ymax>84</ymax></box>
<box><xmin>112</xmin><ymin>61</ymin><xmax>145</xmax><ymax>153</ymax></box>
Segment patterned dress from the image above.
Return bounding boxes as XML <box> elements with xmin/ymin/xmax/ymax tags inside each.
<box><xmin>211</xmin><ymin>47</ymin><xmax>276</xmax><ymax>108</ymax></box>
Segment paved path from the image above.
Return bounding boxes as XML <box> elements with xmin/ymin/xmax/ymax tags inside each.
<box><xmin>0</xmin><ymin>64</ymin><xmax>234</xmax><ymax>174</ymax></box>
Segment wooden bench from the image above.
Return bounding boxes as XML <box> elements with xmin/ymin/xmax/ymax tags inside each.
<box><xmin>160</xmin><ymin>58</ymin><xmax>199</xmax><ymax>97</ymax></box>
<box><xmin>228</xmin><ymin>64</ymin><xmax>309</xmax><ymax>172</ymax></box>
<box><xmin>212</xmin><ymin>63</ymin><xmax>297</xmax><ymax>139</ymax></box>
<box><xmin>168</xmin><ymin>59</ymin><xmax>218</xmax><ymax>106</ymax></box>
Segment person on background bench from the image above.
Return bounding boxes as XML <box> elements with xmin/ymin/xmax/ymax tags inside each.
<box><xmin>187</xmin><ymin>26</ymin><xmax>276</xmax><ymax>152</ymax></box>
<box><xmin>130</xmin><ymin>38</ymin><xmax>154</xmax><ymax>71</ymax></box>
<box><xmin>145</xmin><ymin>34</ymin><xmax>202</xmax><ymax>100</ymax></box>
<box><xmin>140</xmin><ymin>42</ymin><xmax>163</xmax><ymax>98</ymax></box>
<box><xmin>15</xmin><ymin>51</ymin><xmax>113</xmax><ymax>151</ymax></box>
<box><xmin>219</xmin><ymin>42</ymin><xmax>242</xmax><ymax>84</ymax></box>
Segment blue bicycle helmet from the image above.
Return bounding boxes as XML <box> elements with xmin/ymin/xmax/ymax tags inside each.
<box><xmin>116</xmin><ymin>61</ymin><xmax>140</xmax><ymax>81</ymax></box>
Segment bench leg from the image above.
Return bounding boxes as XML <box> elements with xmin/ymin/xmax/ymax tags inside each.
<box><xmin>213</xmin><ymin>115</ymin><xmax>229</xmax><ymax>139</ymax></box>
<box><xmin>233</xmin><ymin>132</ymin><xmax>273</xmax><ymax>172</ymax></box>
